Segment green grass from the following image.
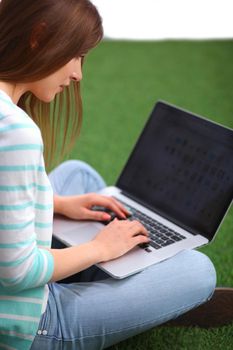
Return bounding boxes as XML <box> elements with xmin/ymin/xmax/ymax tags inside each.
<box><xmin>63</xmin><ymin>39</ymin><xmax>233</xmax><ymax>349</ymax></box>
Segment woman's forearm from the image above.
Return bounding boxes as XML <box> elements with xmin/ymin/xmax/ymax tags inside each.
<box><xmin>51</xmin><ymin>195</ymin><xmax>103</xmax><ymax>282</ymax></box>
<box><xmin>47</xmin><ymin>241</ymin><xmax>102</xmax><ymax>282</ymax></box>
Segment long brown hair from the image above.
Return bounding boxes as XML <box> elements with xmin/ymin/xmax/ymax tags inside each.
<box><xmin>0</xmin><ymin>0</ymin><xmax>103</xmax><ymax>169</ymax></box>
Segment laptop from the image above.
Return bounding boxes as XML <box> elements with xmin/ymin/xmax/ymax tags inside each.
<box><xmin>53</xmin><ymin>101</ymin><xmax>233</xmax><ymax>278</ymax></box>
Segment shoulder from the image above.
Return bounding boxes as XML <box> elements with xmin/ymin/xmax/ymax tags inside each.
<box><xmin>0</xmin><ymin>96</ymin><xmax>43</xmax><ymax>146</ymax></box>
<box><xmin>0</xmin><ymin>99</ymin><xmax>44</xmax><ymax>168</ymax></box>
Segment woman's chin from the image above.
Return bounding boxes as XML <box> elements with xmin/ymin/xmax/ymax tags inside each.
<box><xmin>37</xmin><ymin>93</ymin><xmax>57</xmax><ymax>103</ymax></box>
<box><xmin>32</xmin><ymin>88</ymin><xmax>63</xmax><ymax>103</ymax></box>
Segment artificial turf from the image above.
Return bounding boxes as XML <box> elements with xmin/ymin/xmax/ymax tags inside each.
<box><xmin>62</xmin><ymin>39</ymin><xmax>233</xmax><ymax>349</ymax></box>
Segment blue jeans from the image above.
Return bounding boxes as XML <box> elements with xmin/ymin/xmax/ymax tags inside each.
<box><xmin>31</xmin><ymin>160</ymin><xmax>216</xmax><ymax>350</ymax></box>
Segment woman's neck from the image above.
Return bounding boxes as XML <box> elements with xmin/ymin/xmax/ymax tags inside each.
<box><xmin>0</xmin><ymin>82</ymin><xmax>27</xmax><ymax>104</ymax></box>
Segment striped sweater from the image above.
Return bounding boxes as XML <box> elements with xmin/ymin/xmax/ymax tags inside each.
<box><xmin>0</xmin><ymin>90</ymin><xmax>54</xmax><ymax>349</ymax></box>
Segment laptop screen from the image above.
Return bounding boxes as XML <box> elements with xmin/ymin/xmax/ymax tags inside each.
<box><xmin>117</xmin><ymin>102</ymin><xmax>233</xmax><ymax>240</ymax></box>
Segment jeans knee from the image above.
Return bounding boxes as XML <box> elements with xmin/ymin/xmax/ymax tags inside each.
<box><xmin>58</xmin><ymin>159</ymin><xmax>89</xmax><ymax>171</ymax></box>
<box><xmin>192</xmin><ymin>250</ymin><xmax>217</xmax><ymax>300</ymax></box>
<box><xmin>50</xmin><ymin>159</ymin><xmax>106</xmax><ymax>195</ymax></box>
<box><xmin>59</xmin><ymin>160</ymin><xmax>103</xmax><ymax>181</ymax></box>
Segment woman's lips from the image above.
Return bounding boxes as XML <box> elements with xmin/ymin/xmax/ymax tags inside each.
<box><xmin>59</xmin><ymin>84</ymin><xmax>69</xmax><ymax>91</ymax></box>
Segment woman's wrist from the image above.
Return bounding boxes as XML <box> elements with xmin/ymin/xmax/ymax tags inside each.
<box><xmin>86</xmin><ymin>240</ymin><xmax>104</xmax><ymax>264</ymax></box>
<box><xmin>54</xmin><ymin>195</ymin><xmax>65</xmax><ymax>214</ymax></box>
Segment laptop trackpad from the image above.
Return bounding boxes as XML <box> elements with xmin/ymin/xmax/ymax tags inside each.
<box><xmin>53</xmin><ymin>220</ymin><xmax>103</xmax><ymax>247</ymax></box>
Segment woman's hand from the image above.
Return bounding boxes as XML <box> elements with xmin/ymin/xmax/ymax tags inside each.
<box><xmin>54</xmin><ymin>193</ymin><xmax>129</xmax><ymax>221</ymax></box>
<box><xmin>92</xmin><ymin>219</ymin><xmax>150</xmax><ymax>262</ymax></box>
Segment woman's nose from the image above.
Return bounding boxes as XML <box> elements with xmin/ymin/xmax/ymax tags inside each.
<box><xmin>70</xmin><ymin>71</ymin><xmax>82</xmax><ymax>82</ymax></box>
<box><xmin>70</xmin><ymin>73</ymin><xmax>78</xmax><ymax>81</ymax></box>
<box><xmin>71</xmin><ymin>59</ymin><xmax>82</xmax><ymax>82</ymax></box>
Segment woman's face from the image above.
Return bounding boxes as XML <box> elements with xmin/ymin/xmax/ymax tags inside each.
<box><xmin>27</xmin><ymin>57</ymin><xmax>82</xmax><ymax>102</ymax></box>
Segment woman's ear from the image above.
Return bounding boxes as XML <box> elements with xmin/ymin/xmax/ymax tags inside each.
<box><xmin>30</xmin><ymin>22</ymin><xmax>47</xmax><ymax>50</ymax></box>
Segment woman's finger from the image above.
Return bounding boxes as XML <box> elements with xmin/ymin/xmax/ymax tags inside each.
<box><xmin>93</xmin><ymin>196</ymin><xmax>129</xmax><ymax>219</ymax></box>
<box><xmin>127</xmin><ymin>220</ymin><xmax>149</xmax><ymax>236</ymax></box>
<box><xmin>110</xmin><ymin>197</ymin><xmax>131</xmax><ymax>216</ymax></box>
<box><xmin>133</xmin><ymin>234</ymin><xmax>151</xmax><ymax>246</ymax></box>
<box><xmin>83</xmin><ymin>208</ymin><xmax>111</xmax><ymax>221</ymax></box>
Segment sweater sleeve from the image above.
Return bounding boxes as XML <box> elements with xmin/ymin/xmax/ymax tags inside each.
<box><xmin>0</xmin><ymin>115</ymin><xmax>54</xmax><ymax>293</ymax></box>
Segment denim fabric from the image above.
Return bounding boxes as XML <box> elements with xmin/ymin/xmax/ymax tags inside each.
<box><xmin>31</xmin><ymin>160</ymin><xmax>216</xmax><ymax>350</ymax></box>
<box><xmin>48</xmin><ymin>160</ymin><xmax>106</xmax><ymax>195</ymax></box>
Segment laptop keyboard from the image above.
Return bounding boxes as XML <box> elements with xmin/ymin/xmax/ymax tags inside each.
<box><xmin>114</xmin><ymin>198</ymin><xmax>187</xmax><ymax>250</ymax></box>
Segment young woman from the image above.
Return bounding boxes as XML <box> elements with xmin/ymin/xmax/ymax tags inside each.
<box><xmin>0</xmin><ymin>1</ymin><xmax>216</xmax><ymax>349</ymax></box>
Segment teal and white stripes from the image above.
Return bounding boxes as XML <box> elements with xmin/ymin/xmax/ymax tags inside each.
<box><xmin>0</xmin><ymin>201</ymin><xmax>53</xmax><ymax>211</ymax></box>
<box><xmin>0</xmin><ymin>183</ymin><xmax>51</xmax><ymax>192</ymax></box>
<box><xmin>0</xmin><ymin>144</ymin><xmax>43</xmax><ymax>152</ymax></box>
<box><xmin>0</xmin><ymin>123</ymin><xmax>37</xmax><ymax>133</ymax></box>
<box><xmin>0</xmin><ymin>165</ymin><xmax>45</xmax><ymax>172</ymax></box>
<box><xmin>0</xmin><ymin>90</ymin><xmax>54</xmax><ymax>349</ymax></box>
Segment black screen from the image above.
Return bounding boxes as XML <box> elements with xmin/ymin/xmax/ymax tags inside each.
<box><xmin>117</xmin><ymin>102</ymin><xmax>233</xmax><ymax>239</ymax></box>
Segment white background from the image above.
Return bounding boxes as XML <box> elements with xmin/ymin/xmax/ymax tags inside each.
<box><xmin>92</xmin><ymin>0</ymin><xmax>233</xmax><ymax>40</ymax></box>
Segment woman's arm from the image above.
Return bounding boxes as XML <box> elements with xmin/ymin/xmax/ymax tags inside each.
<box><xmin>0</xmin><ymin>126</ymin><xmax>54</xmax><ymax>293</ymax></box>
<box><xmin>47</xmin><ymin>241</ymin><xmax>100</xmax><ymax>282</ymax></box>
